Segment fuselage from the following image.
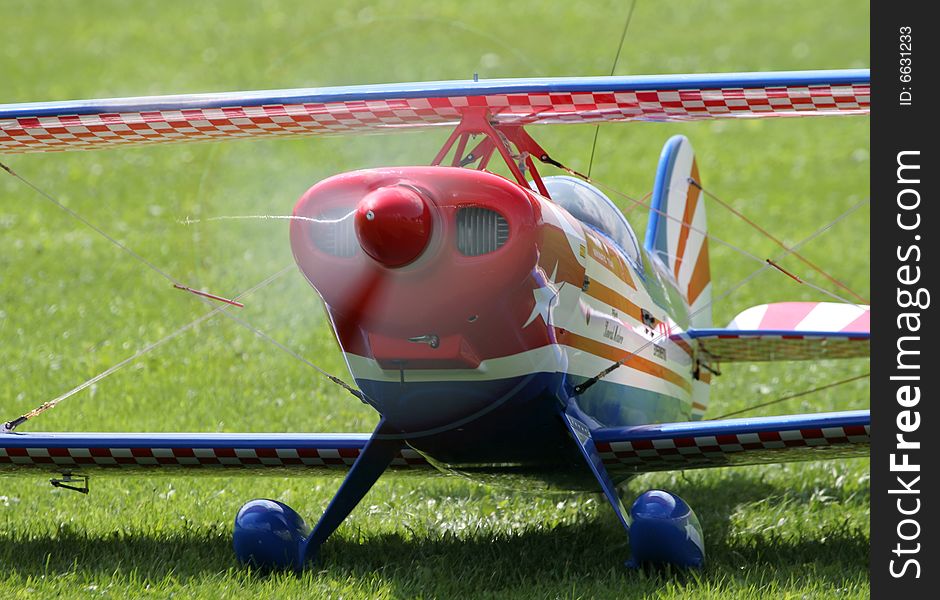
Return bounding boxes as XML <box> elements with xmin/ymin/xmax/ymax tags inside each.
<box><xmin>291</xmin><ymin>167</ymin><xmax>707</xmax><ymax>486</ymax></box>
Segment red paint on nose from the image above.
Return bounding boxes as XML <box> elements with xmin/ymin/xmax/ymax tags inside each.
<box><xmin>355</xmin><ymin>185</ymin><xmax>433</xmax><ymax>268</ymax></box>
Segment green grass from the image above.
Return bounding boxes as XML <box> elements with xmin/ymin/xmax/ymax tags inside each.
<box><xmin>1</xmin><ymin>0</ymin><xmax>869</xmax><ymax>597</ymax></box>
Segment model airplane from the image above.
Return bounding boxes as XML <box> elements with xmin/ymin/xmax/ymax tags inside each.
<box><xmin>0</xmin><ymin>69</ymin><xmax>870</xmax><ymax>570</ymax></box>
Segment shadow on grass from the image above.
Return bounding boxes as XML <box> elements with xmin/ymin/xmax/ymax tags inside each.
<box><xmin>627</xmin><ymin>467</ymin><xmax>870</xmax><ymax>547</ymax></box>
<box><xmin>0</xmin><ymin>471</ymin><xmax>867</xmax><ymax>594</ymax></box>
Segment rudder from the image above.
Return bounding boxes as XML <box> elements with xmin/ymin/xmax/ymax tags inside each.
<box><xmin>645</xmin><ymin>135</ymin><xmax>712</xmax><ymax>329</ymax></box>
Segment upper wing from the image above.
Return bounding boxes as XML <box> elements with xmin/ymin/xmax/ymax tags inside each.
<box><xmin>594</xmin><ymin>409</ymin><xmax>869</xmax><ymax>474</ymax></box>
<box><xmin>1</xmin><ymin>69</ymin><xmax>869</xmax><ymax>154</ymax></box>
<box><xmin>676</xmin><ymin>301</ymin><xmax>870</xmax><ymax>362</ymax></box>
<box><xmin>0</xmin><ymin>431</ymin><xmax>430</xmax><ymax>474</ymax></box>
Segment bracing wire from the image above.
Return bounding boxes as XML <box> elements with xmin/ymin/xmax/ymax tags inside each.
<box><xmin>541</xmin><ymin>155</ymin><xmax>865</xmax><ymax>307</ymax></box>
<box><xmin>689</xmin><ymin>178</ymin><xmax>869</xmax><ymax>304</ymax></box>
<box><xmin>570</xmin><ymin>189</ymin><xmax>870</xmax><ymax>395</ymax></box>
<box><xmin>1</xmin><ymin>161</ymin><xmax>364</xmax><ymax>431</ymax></box>
<box><xmin>586</xmin><ymin>0</ymin><xmax>638</xmax><ymax>178</ymax></box>
<box><xmin>2</xmin><ymin>267</ymin><xmax>291</xmax><ymax>432</ymax></box>
<box><xmin>712</xmin><ymin>372</ymin><xmax>870</xmax><ymax>420</ymax></box>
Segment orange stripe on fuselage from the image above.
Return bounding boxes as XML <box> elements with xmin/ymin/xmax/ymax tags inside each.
<box><xmin>539</xmin><ymin>225</ymin><xmax>586</xmax><ymax>287</ymax></box>
<box><xmin>673</xmin><ymin>160</ymin><xmax>701</xmax><ymax>281</ymax></box>
<box><xmin>565</xmin><ymin>331</ymin><xmax>691</xmax><ymax>393</ymax></box>
<box><xmin>585</xmin><ymin>279</ymin><xmax>694</xmax><ymax>360</ymax></box>
<box><xmin>671</xmin><ymin>336</ymin><xmax>693</xmax><ymax>359</ymax></box>
<box><xmin>586</xmin><ymin>232</ymin><xmax>636</xmax><ymax>290</ymax></box>
<box><xmin>585</xmin><ymin>279</ymin><xmax>644</xmax><ymax>323</ymax></box>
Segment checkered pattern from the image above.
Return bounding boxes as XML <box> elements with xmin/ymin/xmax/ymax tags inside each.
<box><xmin>0</xmin><ymin>445</ymin><xmax>429</xmax><ymax>470</ymax></box>
<box><xmin>697</xmin><ymin>334</ymin><xmax>869</xmax><ymax>362</ymax></box>
<box><xmin>597</xmin><ymin>423</ymin><xmax>870</xmax><ymax>472</ymax></box>
<box><xmin>1</xmin><ymin>83</ymin><xmax>870</xmax><ymax>154</ymax></box>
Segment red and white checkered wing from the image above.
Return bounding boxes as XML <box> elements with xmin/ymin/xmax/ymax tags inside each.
<box><xmin>1</xmin><ymin>70</ymin><xmax>869</xmax><ymax>154</ymax></box>
<box><xmin>594</xmin><ymin>409</ymin><xmax>869</xmax><ymax>474</ymax></box>
<box><xmin>0</xmin><ymin>432</ymin><xmax>430</xmax><ymax>474</ymax></box>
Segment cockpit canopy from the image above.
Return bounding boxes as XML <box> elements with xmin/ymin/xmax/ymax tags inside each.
<box><xmin>542</xmin><ymin>176</ymin><xmax>641</xmax><ymax>264</ymax></box>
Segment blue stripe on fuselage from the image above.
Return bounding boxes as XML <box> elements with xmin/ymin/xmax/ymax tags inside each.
<box><xmin>356</xmin><ymin>372</ymin><xmax>689</xmax><ymax>466</ymax></box>
<box><xmin>570</xmin><ymin>375</ymin><xmax>690</xmax><ymax>427</ymax></box>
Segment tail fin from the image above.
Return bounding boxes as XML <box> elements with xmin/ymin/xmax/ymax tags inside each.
<box><xmin>645</xmin><ymin>135</ymin><xmax>712</xmax><ymax>328</ymax></box>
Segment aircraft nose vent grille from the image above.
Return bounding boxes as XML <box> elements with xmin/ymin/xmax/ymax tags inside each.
<box><xmin>311</xmin><ymin>209</ymin><xmax>357</xmax><ymax>257</ymax></box>
<box><xmin>456</xmin><ymin>207</ymin><xmax>509</xmax><ymax>256</ymax></box>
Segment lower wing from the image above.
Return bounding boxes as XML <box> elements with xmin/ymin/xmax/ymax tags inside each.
<box><xmin>0</xmin><ymin>432</ymin><xmax>429</xmax><ymax>475</ymax></box>
<box><xmin>594</xmin><ymin>409</ymin><xmax>869</xmax><ymax>474</ymax></box>
<box><xmin>1</xmin><ymin>411</ymin><xmax>870</xmax><ymax>477</ymax></box>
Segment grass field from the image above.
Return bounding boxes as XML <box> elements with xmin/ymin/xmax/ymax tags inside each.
<box><xmin>1</xmin><ymin>1</ymin><xmax>870</xmax><ymax>597</ymax></box>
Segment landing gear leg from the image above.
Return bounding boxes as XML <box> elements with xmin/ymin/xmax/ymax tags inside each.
<box><xmin>297</xmin><ymin>420</ymin><xmax>401</xmax><ymax>569</ymax></box>
<box><xmin>233</xmin><ymin>419</ymin><xmax>401</xmax><ymax>571</ymax></box>
<box><xmin>560</xmin><ymin>402</ymin><xmax>705</xmax><ymax>569</ymax></box>
<box><xmin>560</xmin><ymin>404</ymin><xmax>632</xmax><ymax>534</ymax></box>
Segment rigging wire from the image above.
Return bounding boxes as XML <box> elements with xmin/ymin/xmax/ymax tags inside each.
<box><xmin>215</xmin><ymin>308</ymin><xmax>372</xmax><ymax>407</ymax></box>
<box><xmin>593</xmin><ymin>179</ymin><xmax>863</xmax><ymax>306</ymax></box>
<box><xmin>689</xmin><ymin>177</ymin><xmax>869</xmax><ymax>304</ymax></box>
<box><xmin>1</xmin><ymin>162</ymin><xmax>179</xmax><ymax>285</ymax></box>
<box><xmin>1</xmin><ymin>162</ymin><xmax>366</xmax><ymax>431</ymax></box>
<box><xmin>586</xmin><ymin>0</ymin><xmax>638</xmax><ymax>178</ymax></box>
<box><xmin>0</xmin><ymin>161</ymin><xmax>242</xmax><ymax>307</ymax></box>
<box><xmin>711</xmin><ymin>372</ymin><xmax>870</xmax><ymax>420</ymax></box>
<box><xmin>571</xmin><ymin>192</ymin><xmax>870</xmax><ymax>395</ymax></box>
<box><xmin>181</xmin><ymin>213</ymin><xmax>356</xmax><ymax>225</ymax></box>
<box><xmin>2</xmin><ymin>267</ymin><xmax>289</xmax><ymax>432</ymax></box>
<box><xmin>541</xmin><ymin>155</ymin><xmax>863</xmax><ymax>307</ymax></box>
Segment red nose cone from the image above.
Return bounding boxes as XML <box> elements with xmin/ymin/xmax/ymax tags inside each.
<box><xmin>355</xmin><ymin>186</ymin><xmax>433</xmax><ymax>267</ymax></box>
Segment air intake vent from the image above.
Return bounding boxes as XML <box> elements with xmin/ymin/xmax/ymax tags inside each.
<box><xmin>456</xmin><ymin>207</ymin><xmax>509</xmax><ymax>256</ymax></box>
<box><xmin>311</xmin><ymin>208</ymin><xmax>357</xmax><ymax>257</ymax></box>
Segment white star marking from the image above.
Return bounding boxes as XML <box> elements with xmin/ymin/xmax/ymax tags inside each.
<box><xmin>523</xmin><ymin>263</ymin><xmax>560</xmax><ymax>328</ymax></box>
